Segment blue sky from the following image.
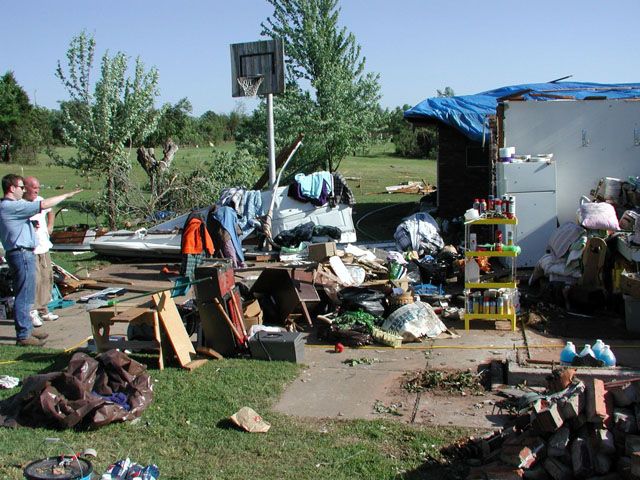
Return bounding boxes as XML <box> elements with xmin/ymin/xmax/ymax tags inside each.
<box><xmin>2</xmin><ymin>0</ymin><xmax>639</xmax><ymax>116</ymax></box>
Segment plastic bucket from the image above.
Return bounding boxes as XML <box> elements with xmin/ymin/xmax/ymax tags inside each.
<box><xmin>24</xmin><ymin>456</ymin><xmax>93</xmax><ymax>480</ymax></box>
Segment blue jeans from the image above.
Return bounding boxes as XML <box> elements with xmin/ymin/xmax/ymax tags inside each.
<box><xmin>6</xmin><ymin>249</ymin><xmax>36</xmax><ymax>340</ymax></box>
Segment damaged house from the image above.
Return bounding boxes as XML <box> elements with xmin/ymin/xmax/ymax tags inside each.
<box><xmin>404</xmin><ymin>81</ymin><xmax>640</xmax><ymax>266</ymax></box>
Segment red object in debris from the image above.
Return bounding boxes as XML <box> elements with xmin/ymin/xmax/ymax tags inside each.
<box><xmin>334</xmin><ymin>343</ymin><xmax>344</xmax><ymax>353</ymax></box>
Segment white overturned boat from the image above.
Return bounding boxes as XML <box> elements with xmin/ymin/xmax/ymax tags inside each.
<box><xmin>89</xmin><ymin>186</ymin><xmax>357</xmax><ymax>259</ymax></box>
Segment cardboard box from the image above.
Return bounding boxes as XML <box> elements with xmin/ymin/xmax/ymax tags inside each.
<box><xmin>307</xmin><ymin>242</ymin><xmax>337</xmax><ymax>262</ymax></box>
<box><xmin>243</xmin><ymin>299</ymin><xmax>263</xmax><ymax>331</ymax></box>
<box><xmin>621</xmin><ymin>270</ymin><xmax>640</xmax><ymax>298</ymax></box>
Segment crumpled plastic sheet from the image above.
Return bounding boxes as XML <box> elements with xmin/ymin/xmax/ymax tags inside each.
<box><xmin>382</xmin><ymin>301</ymin><xmax>446</xmax><ymax>342</ymax></box>
<box><xmin>0</xmin><ymin>350</ymin><xmax>153</xmax><ymax>429</ymax></box>
<box><xmin>0</xmin><ymin>375</ymin><xmax>19</xmax><ymax>389</ymax></box>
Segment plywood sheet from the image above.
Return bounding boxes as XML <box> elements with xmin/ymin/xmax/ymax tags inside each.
<box><xmin>152</xmin><ymin>292</ymin><xmax>195</xmax><ymax>367</ymax></box>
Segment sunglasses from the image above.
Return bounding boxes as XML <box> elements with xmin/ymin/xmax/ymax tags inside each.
<box><xmin>14</xmin><ymin>185</ymin><xmax>25</xmax><ymax>190</ymax></box>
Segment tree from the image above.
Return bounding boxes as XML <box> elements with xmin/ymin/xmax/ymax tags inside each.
<box><xmin>54</xmin><ymin>31</ymin><xmax>162</xmax><ymax>228</ymax></box>
<box><xmin>258</xmin><ymin>0</ymin><xmax>383</xmax><ymax>173</ymax></box>
<box><xmin>147</xmin><ymin>97</ymin><xmax>194</xmax><ymax>146</ymax></box>
<box><xmin>0</xmin><ymin>71</ymin><xmax>33</xmax><ymax>163</ymax></box>
<box><xmin>437</xmin><ymin>86</ymin><xmax>455</xmax><ymax>97</ymax></box>
<box><xmin>385</xmin><ymin>105</ymin><xmax>437</xmax><ymax>158</ymax></box>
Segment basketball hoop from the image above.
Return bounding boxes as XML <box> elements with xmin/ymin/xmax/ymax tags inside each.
<box><xmin>237</xmin><ymin>75</ymin><xmax>264</xmax><ymax>98</ymax></box>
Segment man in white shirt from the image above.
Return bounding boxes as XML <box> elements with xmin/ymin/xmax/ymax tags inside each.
<box><xmin>24</xmin><ymin>177</ymin><xmax>59</xmax><ymax>325</ymax></box>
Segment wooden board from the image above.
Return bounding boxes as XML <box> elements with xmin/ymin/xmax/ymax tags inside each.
<box><xmin>152</xmin><ymin>292</ymin><xmax>196</xmax><ymax>367</ymax></box>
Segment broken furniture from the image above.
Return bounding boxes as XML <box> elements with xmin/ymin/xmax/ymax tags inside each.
<box><xmin>88</xmin><ymin>292</ymin><xmax>200</xmax><ymax>370</ymax></box>
<box><xmin>464</xmin><ymin>217</ymin><xmax>518</xmax><ymax>330</ymax></box>
<box><xmin>194</xmin><ymin>260</ymin><xmax>247</xmax><ymax>357</ymax></box>
<box><xmin>250</xmin><ymin>266</ymin><xmax>320</xmax><ymax>327</ymax></box>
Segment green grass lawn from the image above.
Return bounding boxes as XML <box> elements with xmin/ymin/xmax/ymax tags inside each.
<box><xmin>0</xmin><ymin>346</ymin><xmax>470</xmax><ymax>479</ymax></box>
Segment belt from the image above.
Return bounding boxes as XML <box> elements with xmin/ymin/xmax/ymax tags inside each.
<box><xmin>6</xmin><ymin>247</ymin><xmax>35</xmax><ymax>253</ymax></box>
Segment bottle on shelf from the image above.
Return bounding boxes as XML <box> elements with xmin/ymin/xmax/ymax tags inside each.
<box><xmin>592</xmin><ymin>339</ymin><xmax>605</xmax><ymax>358</ymax></box>
<box><xmin>598</xmin><ymin>345</ymin><xmax>616</xmax><ymax>367</ymax></box>
<box><xmin>494</xmin><ymin>230</ymin><xmax>503</xmax><ymax>252</ymax></box>
<box><xmin>579</xmin><ymin>344</ymin><xmax>595</xmax><ymax>358</ymax></box>
<box><xmin>480</xmin><ymin>199</ymin><xmax>487</xmax><ymax>213</ymax></box>
<box><xmin>560</xmin><ymin>341</ymin><xmax>577</xmax><ymax>365</ymax></box>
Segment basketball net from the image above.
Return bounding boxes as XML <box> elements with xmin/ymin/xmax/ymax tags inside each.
<box><xmin>237</xmin><ymin>76</ymin><xmax>264</xmax><ymax>98</ymax></box>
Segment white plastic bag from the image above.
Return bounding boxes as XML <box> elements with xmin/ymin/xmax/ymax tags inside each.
<box><xmin>381</xmin><ymin>302</ymin><xmax>446</xmax><ymax>342</ymax></box>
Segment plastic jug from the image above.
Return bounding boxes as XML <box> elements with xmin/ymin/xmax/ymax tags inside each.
<box><xmin>560</xmin><ymin>341</ymin><xmax>577</xmax><ymax>365</ymax></box>
<box><xmin>598</xmin><ymin>345</ymin><xmax>616</xmax><ymax>367</ymax></box>
<box><xmin>579</xmin><ymin>344</ymin><xmax>595</xmax><ymax>358</ymax></box>
<box><xmin>592</xmin><ymin>339</ymin><xmax>605</xmax><ymax>358</ymax></box>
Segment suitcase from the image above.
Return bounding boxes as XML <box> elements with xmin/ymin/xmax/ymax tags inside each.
<box><xmin>249</xmin><ymin>331</ymin><xmax>305</xmax><ymax>363</ymax></box>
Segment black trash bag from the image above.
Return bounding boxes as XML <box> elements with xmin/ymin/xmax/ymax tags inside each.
<box><xmin>274</xmin><ymin>221</ymin><xmax>315</xmax><ymax>247</ymax></box>
<box><xmin>313</xmin><ymin>225</ymin><xmax>342</xmax><ymax>240</ymax></box>
<box><xmin>338</xmin><ymin>286</ymin><xmax>387</xmax><ymax>318</ymax></box>
<box><xmin>417</xmin><ymin>258</ymin><xmax>448</xmax><ymax>285</ymax></box>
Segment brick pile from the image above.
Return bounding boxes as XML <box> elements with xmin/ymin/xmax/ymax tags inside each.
<box><xmin>465</xmin><ymin>369</ymin><xmax>640</xmax><ymax>479</ymax></box>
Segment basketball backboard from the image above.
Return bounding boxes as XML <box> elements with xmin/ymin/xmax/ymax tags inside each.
<box><xmin>230</xmin><ymin>38</ymin><xmax>285</xmax><ymax>98</ymax></box>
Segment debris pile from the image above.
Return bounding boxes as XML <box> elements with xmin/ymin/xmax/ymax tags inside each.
<box><xmin>464</xmin><ymin>369</ymin><xmax>640</xmax><ymax>479</ymax></box>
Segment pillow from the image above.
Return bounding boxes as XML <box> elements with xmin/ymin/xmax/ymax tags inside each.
<box><xmin>579</xmin><ymin>201</ymin><xmax>620</xmax><ymax>231</ymax></box>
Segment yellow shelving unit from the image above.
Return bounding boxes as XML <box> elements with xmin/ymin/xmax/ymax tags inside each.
<box><xmin>464</xmin><ymin>216</ymin><xmax>518</xmax><ymax>331</ymax></box>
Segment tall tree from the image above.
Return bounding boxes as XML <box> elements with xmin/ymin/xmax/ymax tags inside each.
<box><xmin>0</xmin><ymin>71</ymin><xmax>33</xmax><ymax>163</ymax></box>
<box><xmin>259</xmin><ymin>0</ymin><xmax>382</xmax><ymax>173</ymax></box>
<box><xmin>55</xmin><ymin>31</ymin><xmax>162</xmax><ymax>228</ymax></box>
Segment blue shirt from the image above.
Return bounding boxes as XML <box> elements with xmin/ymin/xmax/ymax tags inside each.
<box><xmin>0</xmin><ymin>198</ymin><xmax>42</xmax><ymax>251</ymax></box>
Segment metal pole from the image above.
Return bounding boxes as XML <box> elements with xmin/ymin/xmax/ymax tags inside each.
<box><xmin>267</xmin><ymin>93</ymin><xmax>276</xmax><ymax>188</ymax></box>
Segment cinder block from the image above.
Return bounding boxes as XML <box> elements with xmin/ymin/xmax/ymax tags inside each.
<box><xmin>559</xmin><ymin>391</ymin><xmax>583</xmax><ymax>420</ymax></box>
<box><xmin>571</xmin><ymin>437</ymin><xmax>594</xmax><ymax>478</ymax></box>
<box><xmin>608</xmin><ymin>382</ymin><xmax>640</xmax><ymax>407</ymax></box>
<box><xmin>614</xmin><ymin>408</ymin><xmax>639</xmax><ymax>434</ymax></box>
<box><xmin>594</xmin><ymin>452</ymin><xmax>612</xmax><ymax>475</ymax></box>
<box><xmin>626</xmin><ymin>434</ymin><xmax>640</xmax><ymax>456</ymax></box>
<box><xmin>548</xmin><ymin>427</ymin><xmax>570</xmax><ymax>457</ymax></box>
<box><xmin>544</xmin><ymin>457</ymin><xmax>572</xmax><ymax>480</ymax></box>
<box><xmin>596</xmin><ymin>428</ymin><xmax>616</xmax><ymax>455</ymax></box>
<box><xmin>501</xmin><ymin>435</ymin><xmax>546</xmax><ymax>469</ymax></box>
<box><xmin>534</xmin><ymin>403</ymin><xmax>564</xmax><ymax>432</ymax></box>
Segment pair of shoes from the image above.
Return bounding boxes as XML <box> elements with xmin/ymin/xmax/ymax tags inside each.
<box><xmin>32</xmin><ymin>331</ymin><xmax>49</xmax><ymax>340</ymax></box>
<box><xmin>30</xmin><ymin>310</ymin><xmax>43</xmax><ymax>327</ymax></box>
<box><xmin>41</xmin><ymin>312</ymin><xmax>59</xmax><ymax>321</ymax></box>
<box><xmin>16</xmin><ymin>335</ymin><xmax>46</xmax><ymax>346</ymax></box>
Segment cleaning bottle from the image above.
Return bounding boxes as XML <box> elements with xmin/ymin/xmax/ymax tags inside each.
<box><xmin>579</xmin><ymin>344</ymin><xmax>595</xmax><ymax>358</ymax></box>
<box><xmin>560</xmin><ymin>341</ymin><xmax>577</xmax><ymax>365</ymax></box>
<box><xmin>598</xmin><ymin>345</ymin><xmax>616</xmax><ymax>367</ymax></box>
<box><xmin>592</xmin><ymin>339</ymin><xmax>605</xmax><ymax>358</ymax></box>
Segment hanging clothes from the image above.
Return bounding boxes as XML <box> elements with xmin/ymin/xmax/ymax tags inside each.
<box><xmin>206</xmin><ymin>206</ymin><xmax>246</xmax><ymax>268</ymax></box>
<box><xmin>180</xmin><ymin>212</ymin><xmax>214</xmax><ymax>280</ymax></box>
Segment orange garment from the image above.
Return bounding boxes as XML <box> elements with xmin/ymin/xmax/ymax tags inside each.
<box><xmin>181</xmin><ymin>218</ymin><xmax>214</xmax><ymax>255</ymax></box>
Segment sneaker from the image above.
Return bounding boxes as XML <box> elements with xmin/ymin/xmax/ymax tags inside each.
<box><xmin>32</xmin><ymin>331</ymin><xmax>49</xmax><ymax>340</ymax></box>
<box><xmin>30</xmin><ymin>310</ymin><xmax>43</xmax><ymax>327</ymax></box>
<box><xmin>16</xmin><ymin>335</ymin><xmax>46</xmax><ymax>347</ymax></box>
<box><xmin>41</xmin><ymin>312</ymin><xmax>59</xmax><ymax>321</ymax></box>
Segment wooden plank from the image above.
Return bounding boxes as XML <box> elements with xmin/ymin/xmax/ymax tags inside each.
<box><xmin>183</xmin><ymin>358</ymin><xmax>208</xmax><ymax>371</ymax></box>
<box><xmin>152</xmin><ymin>292</ymin><xmax>196</xmax><ymax>367</ymax></box>
<box><xmin>110</xmin><ymin>307</ymin><xmax>155</xmax><ymax>323</ymax></box>
<box><xmin>196</xmin><ymin>346</ymin><xmax>223</xmax><ymax>359</ymax></box>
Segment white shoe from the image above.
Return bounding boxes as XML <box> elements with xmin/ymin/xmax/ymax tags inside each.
<box><xmin>30</xmin><ymin>310</ymin><xmax>43</xmax><ymax>327</ymax></box>
<box><xmin>41</xmin><ymin>312</ymin><xmax>59</xmax><ymax>321</ymax></box>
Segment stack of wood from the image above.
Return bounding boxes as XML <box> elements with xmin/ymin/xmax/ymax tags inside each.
<box><xmin>465</xmin><ymin>370</ymin><xmax>640</xmax><ymax>479</ymax></box>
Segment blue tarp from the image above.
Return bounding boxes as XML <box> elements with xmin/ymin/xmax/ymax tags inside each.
<box><xmin>404</xmin><ymin>82</ymin><xmax>640</xmax><ymax>143</ymax></box>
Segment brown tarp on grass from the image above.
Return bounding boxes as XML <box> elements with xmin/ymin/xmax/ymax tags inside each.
<box><xmin>0</xmin><ymin>350</ymin><xmax>153</xmax><ymax>429</ymax></box>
